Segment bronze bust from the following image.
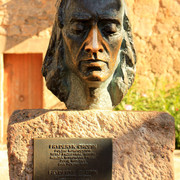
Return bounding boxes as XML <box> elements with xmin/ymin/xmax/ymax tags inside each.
<box><xmin>42</xmin><ymin>0</ymin><xmax>136</xmax><ymax>110</ymax></box>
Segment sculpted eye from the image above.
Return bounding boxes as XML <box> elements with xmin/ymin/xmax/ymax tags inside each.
<box><xmin>71</xmin><ymin>23</ymin><xmax>85</xmax><ymax>35</ymax></box>
<box><xmin>101</xmin><ymin>23</ymin><xmax>118</xmax><ymax>36</ymax></box>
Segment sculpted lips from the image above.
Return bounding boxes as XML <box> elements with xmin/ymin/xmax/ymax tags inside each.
<box><xmin>79</xmin><ymin>59</ymin><xmax>109</xmax><ymax>75</ymax></box>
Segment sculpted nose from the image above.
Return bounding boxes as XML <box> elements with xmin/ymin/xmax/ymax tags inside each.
<box><xmin>85</xmin><ymin>26</ymin><xmax>103</xmax><ymax>54</ymax></box>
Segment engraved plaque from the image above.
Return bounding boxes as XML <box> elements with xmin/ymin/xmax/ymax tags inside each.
<box><xmin>34</xmin><ymin>138</ymin><xmax>112</xmax><ymax>180</ymax></box>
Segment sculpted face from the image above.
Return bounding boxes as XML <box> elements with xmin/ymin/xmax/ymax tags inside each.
<box><xmin>42</xmin><ymin>0</ymin><xmax>136</xmax><ymax>109</ymax></box>
<box><xmin>62</xmin><ymin>0</ymin><xmax>123</xmax><ymax>84</ymax></box>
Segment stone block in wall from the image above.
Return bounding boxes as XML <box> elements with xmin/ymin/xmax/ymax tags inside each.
<box><xmin>8</xmin><ymin>110</ymin><xmax>175</xmax><ymax>179</ymax></box>
<box><xmin>7</xmin><ymin>25</ymin><xmax>20</xmax><ymax>36</ymax></box>
<box><xmin>21</xmin><ymin>25</ymin><xmax>38</xmax><ymax>36</ymax></box>
<box><xmin>174</xmin><ymin>59</ymin><xmax>180</xmax><ymax>73</ymax></box>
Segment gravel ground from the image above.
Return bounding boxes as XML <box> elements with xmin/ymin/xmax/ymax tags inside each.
<box><xmin>0</xmin><ymin>149</ymin><xmax>180</xmax><ymax>180</ymax></box>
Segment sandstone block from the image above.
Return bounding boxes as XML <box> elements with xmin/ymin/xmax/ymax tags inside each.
<box><xmin>7</xmin><ymin>25</ymin><xmax>20</xmax><ymax>36</ymax></box>
<box><xmin>21</xmin><ymin>25</ymin><xmax>37</xmax><ymax>36</ymax></box>
<box><xmin>173</xmin><ymin>59</ymin><xmax>180</xmax><ymax>73</ymax></box>
<box><xmin>7</xmin><ymin>110</ymin><xmax>175</xmax><ymax>180</ymax></box>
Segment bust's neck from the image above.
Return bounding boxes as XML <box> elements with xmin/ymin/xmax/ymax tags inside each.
<box><xmin>66</xmin><ymin>72</ymin><xmax>113</xmax><ymax>110</ymax></box>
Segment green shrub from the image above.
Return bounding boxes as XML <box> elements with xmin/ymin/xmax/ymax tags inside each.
<box><xmin>114</xmin><ymin>80</ymin><xmax>180</xmax><ymax>149</ymax></box>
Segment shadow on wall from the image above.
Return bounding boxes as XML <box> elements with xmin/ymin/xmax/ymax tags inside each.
<box><xmin>1</xmin><ymin>0</ymin><xmax>56</xmax><ymax>51</ymax></box>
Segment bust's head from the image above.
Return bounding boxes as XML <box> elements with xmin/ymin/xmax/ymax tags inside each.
<box><xmin>42</xmin><ymin>0</ymin><xmax>136</xmax><ymax>109</ymax></box>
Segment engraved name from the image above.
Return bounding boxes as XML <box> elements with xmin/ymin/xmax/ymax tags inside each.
<box><xmin>48</xmin><ymin>169</ymin><xmax>98</xmax><ymax>176</ymax></box>
<box><xmin>49</xmin><ymin>144</ymin><xmax>97</xmax><ymax>149</ymax></box>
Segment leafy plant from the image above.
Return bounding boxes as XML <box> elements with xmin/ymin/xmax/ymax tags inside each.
<box><xmin>115</xmin><ymin>79</ymin><xmax>180</xmax><ymax>149</ymax></box>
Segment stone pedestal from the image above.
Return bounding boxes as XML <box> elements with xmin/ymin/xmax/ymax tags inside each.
<box><xmin>7</xmin><ymin>110</ymin><xmax>175</xmax><ymax>180</ymax></box>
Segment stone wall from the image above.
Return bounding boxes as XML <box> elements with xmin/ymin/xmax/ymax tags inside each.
<box><xmin>0</xmin><ymin>0</ymin><xmax>56</xmax><ymax>52</ymax></box>
<box><xmin>126</xmin><ymin>0</ymin><xmax>180</xmax><ymax>90</ymax></box>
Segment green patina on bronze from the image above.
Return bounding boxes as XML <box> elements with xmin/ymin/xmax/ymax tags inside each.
<box><xmin>42</xmin><ymin>0</ymin><xmax>136</xmax><ymax>109</ymax></box>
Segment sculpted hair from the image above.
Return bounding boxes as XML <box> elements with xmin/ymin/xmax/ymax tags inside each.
<box><xmin>108</xmin><ymin>3</ymin><xmax>136</xmax><ymax>105</ymax></box>
<box><xmin>42</xmin><ymin>0</ymin><xmax>136</xmax><ymax>106</ymax></box>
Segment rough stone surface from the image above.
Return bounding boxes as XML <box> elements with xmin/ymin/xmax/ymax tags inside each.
<box><xmin>126</xmin><ymin>0</ymin><xmax>180</xmax><ymax>90</ymax></box>
<box><xmin>8</xmin><ymin>110</ymin><xmax>175</xmax><ymax>180</ymax></box>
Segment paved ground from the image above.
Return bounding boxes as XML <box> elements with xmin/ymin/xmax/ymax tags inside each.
<box><xmin>174</xmin><ymin>150</ymin><xmax>180</xmax><ymax>180</ymax></box>
<box><xmin>0</xmin><ymin>145</ymin><xmax>9</xmax><ymax>180</ymax></box>
<box><xmin>0</xmin><ymin>148</ymin><xmax>180</xmax><ymax>180</ymax></box>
